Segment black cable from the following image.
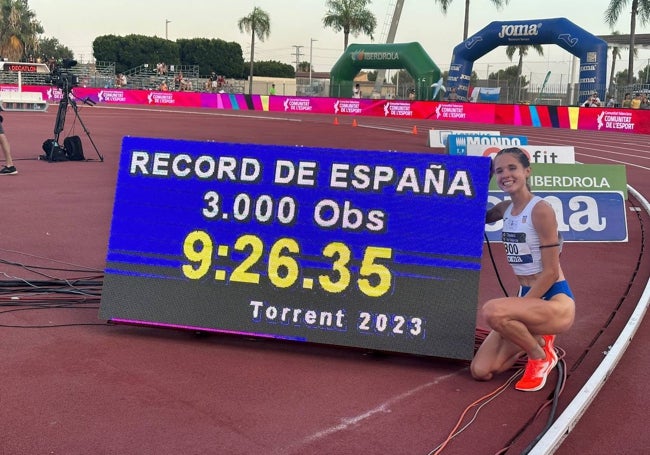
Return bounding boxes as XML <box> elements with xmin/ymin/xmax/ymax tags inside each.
<box><xmin>484</xmin><ymin>232</ymin><xmax>509</xmax><ymax>297</ymax></box>
<box><xmin>497</xmin><ymin>354</ymin><xmax>567</xmax><ymax>454</ymax></box>
<box><xmin>0</xmin><ymin>322</ymin><xmax>106</xmax><ymax>328</ymax></box>
<box><xmin>520</xmin><ymin>359</ymin><xmax>566</xmax><ymax>454</ymax></box>
<box><xmin>0</xmin><ymin>250</ymin><xmax>108</xmax><ymax>330</ymax></box>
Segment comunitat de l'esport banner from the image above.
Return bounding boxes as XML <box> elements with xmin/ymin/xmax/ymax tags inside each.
<box><xmin>100</xmin><ymin>138</ymin><xmax>492</xmax><ymax>360</ymax></box>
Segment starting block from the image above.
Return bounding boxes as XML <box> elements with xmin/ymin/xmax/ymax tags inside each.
<box><xmin>0</xmin><ymin>91</ymin><xmax>48</xmax><ymax>111</ymax></box>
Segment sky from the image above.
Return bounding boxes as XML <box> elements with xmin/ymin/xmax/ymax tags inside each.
<box><xmin>27</xmin><ymin>0</ymin><xmax>650</xmax><ymax>86</ymax></box>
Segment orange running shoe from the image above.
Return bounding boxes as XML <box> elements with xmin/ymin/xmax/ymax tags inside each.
<box><xmin>542</xmin><ymin>335</ymin><xmax>557</xmax><ymax>365</ymax></box>
<box><xmin>515</xmin><ymin>351</ymin><xmax>558</xmax><ymax>392</ymax></box>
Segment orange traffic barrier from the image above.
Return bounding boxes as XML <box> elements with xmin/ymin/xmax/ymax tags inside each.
<box><xmin>333</xmin><ymin>117</ymin><xmax>339</xmax><ymax>125</ymax></box>
<box><xmin>412</xmin><ymin>125</ymin><xmax>418</xmax><ymax>135</ymax></box>
<box><xmin>352</xmin><ymin>119</ymin><xmax>358</xmax><ymax>127</ymax></box>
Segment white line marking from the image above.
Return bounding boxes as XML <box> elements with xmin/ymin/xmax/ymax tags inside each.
<box><xmin>576</xmin><ymin>153</ymin><xmax>650</xmax><ymax>171</ymax></box>
<box><xmin>273</xmin><ymin>369</ymin><xmax>466</xmax><ymax>455</ymax></box>
<box><xmin>88</xmin><ymin>104</ymin><xmax>303</xmax><ymax>122</ymax></box>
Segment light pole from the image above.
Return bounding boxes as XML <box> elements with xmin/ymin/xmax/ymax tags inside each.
<box><xmin>310</xmin><ymin>38</ymin><xmax>318</xmax><ymax>88</ymax></box>
<box><xmin>165</xmin><ymin>19</ymin><xmax>171</xmax><ymax>40</ymax></box>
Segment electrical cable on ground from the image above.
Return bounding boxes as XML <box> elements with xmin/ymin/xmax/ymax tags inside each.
<box><xmin>0</xmin><ymin>250</ymin><xmax>106</xmax><ymax>329</ymax></box>
<box><xmin>427</xmin><ymin>371</ymin><xmax>522</xmax><ymax>455</ymax></box>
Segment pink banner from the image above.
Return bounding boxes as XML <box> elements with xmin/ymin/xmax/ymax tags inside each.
<box><xmin>4</xmin><ymin>84</ymin><xmax>650</xmax><ymax>135</ymax></box>
<box><xmin>577</xmin><ymin>107</ymin><xmax>650</xmax><ymax>135</ymax></box>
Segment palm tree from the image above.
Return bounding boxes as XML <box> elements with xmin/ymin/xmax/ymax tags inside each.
<box><xmin>238</xmin><ymin>6</ymin><xmax>271</xmax><ymax>95</ymax></box>
<box><xmin>606</xmin><ymin>31</ymin><xmax>638</xmax><ymax>95</ymax></box>
<box><xmin>323</xmin><ymin>0</ymin><xmax>377</xmax><ymax>50</ymax></box>
<box><xmin>608</xmin><ymin>31</ymin><xmax>623</xmax><ymax>95</ymax></box>
<box><xmin>506</xmin><ymin>44</ymin><xmax>544</xmax><ymax>101</ymax></box>
<box><xmin>0</xmin><ymin>0</ymin><xmax>43</xmax><ymax>61</ymax></box>
<box><xmin>433</xmin><ymin>0</ymin><xmax>510</xmax><ymax>41</ymax></box>
<box><xmin>605</xmin><ymin>0</ymin><xmax>650</xmax><ymax>84</ymax></box>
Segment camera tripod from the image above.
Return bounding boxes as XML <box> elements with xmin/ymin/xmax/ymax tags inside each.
<box><xmin>44</xmin><ymin>86</ymin><xmax>104</xmax><ymax>162</ymax></box>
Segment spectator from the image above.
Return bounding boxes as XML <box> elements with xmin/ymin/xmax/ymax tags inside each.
<box><xmin>606</xmin><ymin>95</ymin><xmax>616</xmax><ymax>107</ymax></box>
<box><xmin>115</xmin><ymin>73</ymin><xmax>127</xmax><ymax>88</ymax></box>
<box><xmin>582</xmin><ymin>91</ymin><xmax>601</xmax><ymax>107</ymax></box>
<box><xmin>621</xmin><ymin>92</ymin><xmax>632</xmax><ymax>108</ymax></box>
<box><xmin>174</xmin><ymin>71</ymin><xmax>185</xmax><ymax>91</ymax></box>
<box><xmin>408</xmin><ymin>88</ymin><xmax>416</xmax><ymax>101</ymax></box>
<box><xmin>207</xmin><ymin>72</ymin><xmax>218</xmax><ymax>92</ymax></box>
<box><xmin>269</xmin><ymin>83</ymin><xmax>276</xmax><ymax>95</ymax></box>
<box><xmin>159</xmin><ymin>80</ymin><xmax>169</xmax><ymax>91</ymax></box>
<box><xmin>630</xmin><ymin>93</ymin><xmax>642</xmax><ymax>109</ymax></box>
<box><xmin>640</xmin><ymin>93</ymin><xmax>650</xmax><ymax>109</ymax></box>
<box><xmin>352</xmin><ymin>83</ymin><xmax>361</xmax><ymax>99</ymax></box>
<box><xmin>447</xmin><ymin>87</ymin><xmax>458</xmax><ymax>102</ymax></box>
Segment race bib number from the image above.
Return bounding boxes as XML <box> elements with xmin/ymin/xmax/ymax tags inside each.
<box><xmin>502</xmin><ymin>232</ymin><xmax>533</xmax><ymax>264</ymax></box>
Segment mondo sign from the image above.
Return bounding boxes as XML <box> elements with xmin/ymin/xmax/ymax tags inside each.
<box><xmin>100</xmin><ymin>138</ymin><xmax>492</xmax><ymax>360</ymax></box>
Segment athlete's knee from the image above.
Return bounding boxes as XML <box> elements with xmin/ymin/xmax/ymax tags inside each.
<box><xmin>470</xmin><ymin>358</ymin><xmax>494</xmax><ymax>381</ymax></box>
<box><xmin>470</xmin><ymin>363</ymin><xmax>493</xmax><ymax>381</ymax></box>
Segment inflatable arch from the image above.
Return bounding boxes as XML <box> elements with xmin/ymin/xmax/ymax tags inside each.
<box><xmin>329</xmin><ymin>42</ymin><xmax>441</xmax><ymax>100</ymax></box>
<box><xmin>447</xmin><ymin>18</ymin><xmax>608</xmax><ymax>104</ymax></box>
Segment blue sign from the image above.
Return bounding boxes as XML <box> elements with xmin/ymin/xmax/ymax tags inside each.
<box><xmin>485</xmin><ymin>191</ymin><xmax>628</xmax><ymax>242</ymax></box>
<box><xmin>100</xmin><ymin>138</ymin><xmax>492</xmax><ymax>360</ymax></box>
<box><xmin>447</xmin><ymin>134</ymin><xmax>528</xmax><ymax>156</ymax></box>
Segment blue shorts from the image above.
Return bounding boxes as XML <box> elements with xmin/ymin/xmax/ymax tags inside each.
<box><xmin>519</xmin><ymin>280</ymin><xmax>574</xmax><ymax>300</ymax></box>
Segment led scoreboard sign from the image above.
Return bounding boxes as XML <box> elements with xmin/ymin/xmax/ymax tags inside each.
<box><xmin>0</xmin><ymin>62</ymin><xmax>50</xmax><ymax>73</ymax></box>
<box><xmin>100</xmin><ymin>138</ymin><xmax>491</xmax><ymax>360</ymax></box>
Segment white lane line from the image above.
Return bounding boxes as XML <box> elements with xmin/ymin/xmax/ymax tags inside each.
<box><xmin>576</xmin><ymin>153</ymin><xmax>650</xmax><ymax>171</ymax></box>
<box><xmin>273</xmin><ymin>369</ymin><xmax>466</xmax><ymax>455</ymax></box>
<box><xmin>88</xmin><ymin>104</ymin><xmax>303</xmax><ymax>122</ymax></box>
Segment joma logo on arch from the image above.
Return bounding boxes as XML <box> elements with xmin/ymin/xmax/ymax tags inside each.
<box><xmin>498</xmin><ymin>23</ymin><xmax>542</xmax><ymax>39</ymax></box>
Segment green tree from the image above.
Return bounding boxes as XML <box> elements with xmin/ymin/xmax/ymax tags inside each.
<box><xmin>638</xmin><ymin>62</ymin><xmax>650</xmax><ymax>83</ymax></box>
<box><xmin>608</xmin><ymin>30</ymin><xmax>623</xmax><ymax>94</ymax></box>
<box><xmin>37</xmin><ymin>37</ymin><xmax>73</xmax><ymax>61</ymax></box>
<box><xmin>606</xmin><ymin>30</ymin><xmax>637</xmax><ymax>94</ymax></box>
<box><xmin>93</xmin><ymin>34</ymin><xmax>179</xmax><ymax>73</ymax></box>
<box><xmin>506</xmin><ymin>44</ymin><xmax>544</xmax><ymax>97</ymax></box>
<box><xmin>0</xmin><ymin>0</ymin><xmax>43</xmax><ymax>61</ymax></box>
<box><xmin>470</xmin><ymin>70</ymin><xmax>478</xmax><ymax>85</ymax></box>
<box><xmin>245</xmin><ymin>60</ymin><xmax>295</xmax><ymax>78</ymax></box>
<box><xmin>178</xmin><ymin>38</ymin><xmax>243</xmax><ymax>78</ymax></box>
<box><xmin>323</xmin><ymin>0</ymin><xmax>377</xmax><ymax>50</ymax></box>
<box><xmin>238</xmin><ymin>6</ymin><xmax>271</xmax><ymax>94</ymax></box>
<box><xmin>432</xmin><ymin>0</ymin><xmax>510</xmax><ymax>41</ymax></box>
<box><xmin>491</xmin><ymin>65</ymin><xmax>529</xmax><ymax>89</ymax></box>
<box><xmin>605</xmin><ymin>0</ymin><xmax>650</xmax><ymax>84</ymax></box>
<box><xmin>615</xmin><ymin>68</ymin><xmax>636</xmax><ymax>86</ymax></box>
<box><xmin>391</xmin><ymin>69</ymin><xmax>414</xmax><ymax>86</ymax></box>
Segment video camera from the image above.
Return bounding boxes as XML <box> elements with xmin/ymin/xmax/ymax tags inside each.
<box><xmin>45</xmin><ymin>58</ymin><xmax>79</xmax><ymax>92</ymax></box>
